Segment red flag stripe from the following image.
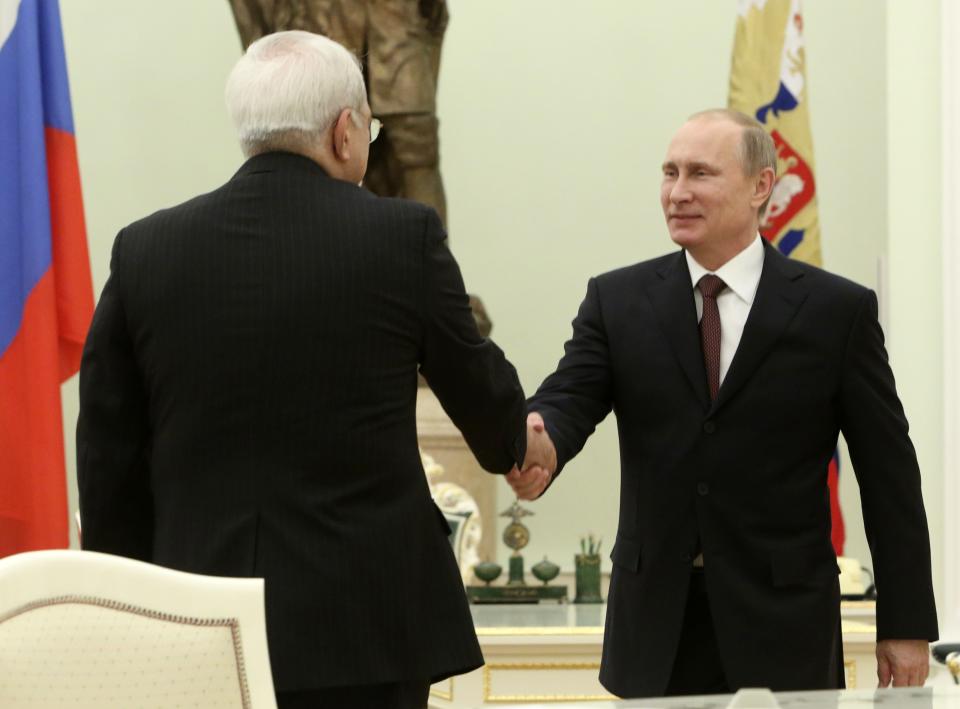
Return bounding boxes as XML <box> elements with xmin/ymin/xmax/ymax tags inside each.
<box><xmin>0</xmin><ymin>270</ymin><xmax>70</xmax><ymax>555</ymax></box>
<box><xmin>46</xmin><ymin>125</ymin><xmax>94</xmax><ymax>382</ymax></box>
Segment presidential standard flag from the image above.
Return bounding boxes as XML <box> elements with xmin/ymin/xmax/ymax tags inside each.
<box><xmin>728</xmin><ymin>0</ymin><xmax>846</xmax><ymax>554</ymax></box>
<box><xmin>0</xmin><ymin>0</ymin><xmax>93</xmax><ymax>556</ymax></box>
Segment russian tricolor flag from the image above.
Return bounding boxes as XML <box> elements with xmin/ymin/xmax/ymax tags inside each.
<box><xmin>0</xmin><ymin>0</ymin><xmax>93</xmax><ymax>556</ymax></box>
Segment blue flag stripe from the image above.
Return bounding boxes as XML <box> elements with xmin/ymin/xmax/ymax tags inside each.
<box><xmin>36</xmin><ymin>0</ymin><xmax>72</xmax><ymax>134</ymax></box>
<box><xmin>0</xmin><ymin>0</ymin><xmax>57</xmax><ymax>356</ymax></box>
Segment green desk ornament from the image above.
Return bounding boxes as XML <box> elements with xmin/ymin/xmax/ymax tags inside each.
<box><xmin>574</xmin><ymin>533</ymin><xmax>604</xmax><ymax>604</ymax></box>
<box><xmin>473</xmin><ymin>560</ymin><xmax>502</xmax><ymax>586</ymax></box>
<box><xmin>466</xmin><ymin>500</ymin><xmax>567</xmax><ymax>603</ymax></box>
<box><xmin>531</xmin><ymin>557</ymin><xmax>560</xmax><ymax>585</ymax></box>
<box><xmin>501</xmin><ymin>500</ymin><xmax>533</xmax><ymax>586</ymax></box>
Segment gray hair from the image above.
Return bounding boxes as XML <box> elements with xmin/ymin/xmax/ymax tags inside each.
<box><xmin>225</xmin><ymin>31</ymin><xmax>367</xmax><ymax>157</ymax></box>
<box><xmin>690</xmin><ymin>108</ymin><xmax>778</xmax><ymax>215</ymax></box>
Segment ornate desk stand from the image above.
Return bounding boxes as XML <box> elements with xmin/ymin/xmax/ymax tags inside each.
<box><xmin>466</xmin><ymin>501</ymin><xmax>567</xmax><ymax>604</ymax></box>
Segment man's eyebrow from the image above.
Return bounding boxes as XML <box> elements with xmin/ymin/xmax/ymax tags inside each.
<box><xmin>662</xmin><ymin>159</ymin><xmax>719</xmax><ymax>173</ymax></box>
<box><xmin>687</xmin><ymin>161</ymin><xmax>718</xmax><ymax>172</ymax></box>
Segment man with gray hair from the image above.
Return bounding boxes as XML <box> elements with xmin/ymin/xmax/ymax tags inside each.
<box><xmin>77</xmin><ymin>30</ymin><xmax>551</xmax><ymax>708</ymax></box>
<box><xmin>508</xmin><ymin>109</ymin><xmax>938</xmax><ymax>696</ymax></box>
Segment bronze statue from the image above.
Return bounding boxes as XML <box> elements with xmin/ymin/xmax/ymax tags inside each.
<box><xmin>228</xmin><ymin>1</ymin><xmax>493</xmax><ymax>339</ymax></box>
<box><xmin>228</xmin><ymin>0</ymin><xmax>449</xmax><ymax>225</ymax></box>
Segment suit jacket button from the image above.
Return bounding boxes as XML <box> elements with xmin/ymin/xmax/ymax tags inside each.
<box><xmin>697</xmin><ymin>482</ymin><xmax>710</xmax><ymax>496</ymax></box>
<box><xmin>703</xmin><ymin>421</ymin><xmax>716</xmax><ymax>434</ymax></box>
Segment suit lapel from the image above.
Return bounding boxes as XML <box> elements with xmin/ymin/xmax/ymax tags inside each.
<box><xmin>646</xmin><ymin>252</ymin><xmax>710</xmax><ymax>410</ymax></box>
<box><xmin>711</xmin><ymin>241</ymin><xmax>808</xmax><ymax>413</ymax></box>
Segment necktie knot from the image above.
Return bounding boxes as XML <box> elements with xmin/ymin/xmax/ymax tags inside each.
<box><xmin>698</xmin><ymin>274</ymin><xmax>727</xmax><ymax>299</ymax></box>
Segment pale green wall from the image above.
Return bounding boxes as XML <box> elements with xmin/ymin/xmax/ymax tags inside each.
<box><xmin>56</xmin><ymin>1</ymin><xmax>943</xmax><ymax>617</ymax></box>
<box><xmin>59</xmin><ymin>0</ymin><xmax>243</xmax><ymax>547</ymax></box>
<box><xmin>436</xmin><ymin>0</ymin><xmax>891</xmax><ymax>579</ymax></box>
<box><xmin>885</xmin><ymin>0</ymin><xmax>943</xmax><ymax>615</ymax></box>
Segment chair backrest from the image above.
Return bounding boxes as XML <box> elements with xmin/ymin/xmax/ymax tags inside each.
<box><xmin>0</xmin><ymin>550</ymin><xmax>276</xmax><ymax>708</ymax></box>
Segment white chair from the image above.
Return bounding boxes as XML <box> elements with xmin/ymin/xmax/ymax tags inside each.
<box><xmin>0</xmin><ymin>549</ymin><xmax>276</xmax><ymax>708</ymax></box>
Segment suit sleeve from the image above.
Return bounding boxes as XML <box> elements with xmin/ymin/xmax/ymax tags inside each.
<box><xmin>529</xmin><ymin>277</ymin><xmax>614</xmax><ymax>481</ymax></box>
<box><xmin>838</xmin><ymin>289</ymin><xmax>938</xmax><ymax>641</ymax></box>
<box><xmin>418</xmin><ymin>209</ymin><xmax>526</xmax><ymax>473</ymax></box>
<box><xmin>76</xmin><ymin>230</ymin><xmax>153</xmax><ymax>561</ymax></box>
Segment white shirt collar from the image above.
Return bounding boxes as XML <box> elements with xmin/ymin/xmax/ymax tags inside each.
<box><xmin>685</xmin><ymin>235</ymin><xmax>765</xmax><ymax>306</ymax></box>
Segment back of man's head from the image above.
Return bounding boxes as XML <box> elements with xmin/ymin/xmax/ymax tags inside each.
<box><xmin>225</xmin><ymin>30</ymin><xmax>366</xmax><ymax>158</ymax></box>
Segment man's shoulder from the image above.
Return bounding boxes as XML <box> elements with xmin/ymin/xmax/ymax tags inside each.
<box><xmin>765</xmin><ymin>248</ymin><xmax>872</xmax><ymax>300</ymax></box>
<box><xmin>593</xmin><ymin>251</ymin><xmax>683</xmax><ymax>287</ymax></box>
<box><xmin>121</xmin><ymin>174</ymin><xmax>437</xmax><ymax>240</ymax></box>
<box><xmin>365</xmin><ymin>194</ymin><xmax>438</xmax><ymax>225</ymax></box>
<box><xmin>362</xmin><ymin>196</ymin><xmax>446</xmax><ymax>247</ymax></box>
<box><xmin>124</xmin><ymin>191</ymin><xmax>214</xmax><ymax>231</ymax></box>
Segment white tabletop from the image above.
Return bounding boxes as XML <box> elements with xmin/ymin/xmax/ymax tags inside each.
<box><xmin>491</xmin><ymin>686</ymin><xmax>960</xmax><ymax>709</ymax></box>
<box><xmin>470</xmin><ymin>602</ymin><xmax>606</xmax><ymax>630</ymax></box>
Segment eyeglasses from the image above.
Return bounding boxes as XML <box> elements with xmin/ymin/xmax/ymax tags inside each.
<box><xmin>347</xmin><ymin>110</ymin><xmax>382</xmax><ymax>144</ymax></box>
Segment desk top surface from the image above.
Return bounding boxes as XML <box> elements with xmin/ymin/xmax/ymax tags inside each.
<box><xmin>471</xmin><ymin>603</ymin><xmax>606</xmax><ymax>633</ymax></box>
<box><xmin>470</xmin><ymin>603</ymin><xmax>875</xmax><ymax>636</ymax></box>
<box><xmin>493</xmin><ymin>686</ymin><xmax>960</xmax><ymax>708</ymax></box>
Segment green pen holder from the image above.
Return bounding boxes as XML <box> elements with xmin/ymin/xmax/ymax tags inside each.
<box><xmin>574</xmin><ymin>553</ymin><xmax>603</xmax><ymax>603</ymax></box>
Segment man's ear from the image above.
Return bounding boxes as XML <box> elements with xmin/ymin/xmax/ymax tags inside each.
<box><xmin>753</xmin><ymin>166</ymin><xmax>776</xmax><ymax>207</ymax></box>
<box><xmin>331</xmin><ymin>107</ymin><xmax>354</xmax><ymax>163</ymax></box>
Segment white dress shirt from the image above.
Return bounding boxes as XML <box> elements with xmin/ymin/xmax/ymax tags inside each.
<box><xmin>685</xmin><ymin>235</ymin><xmax>765</xmax><ymax>386</ymax></box>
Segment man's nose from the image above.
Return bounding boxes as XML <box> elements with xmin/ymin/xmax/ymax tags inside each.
<box><xmin>670</xmin><ymin>176</ymin><xmax>692</xmax><ymax>203</ymax></box>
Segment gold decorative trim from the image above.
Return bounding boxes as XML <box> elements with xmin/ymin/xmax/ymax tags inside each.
<box><xmin>844</xmin><ymin>660</ymin><xmax>857</xmax><ymax>689</ymax></box>
<box><xmin>0</xmin><ymin>595</ymin><xmax>251</xmax><ymax>709</ymax></box>
<box><xmin>479</xmin><ymin>622</ymin><xmax>875</xmax><ymax>637</ymax></box>
<box><xmin>482</xmin><ymin>661</ymin><xmax>614</xmax><ymax>703</ymax></box>
<box><xmin>476</xmin><ymin>626</ymin><xmax>604</xmax><ymax>637</ymax></box>
<box><xmin>841</xmin><ymin>600</ymin><xmax>876</xmax><ymax>610</ymax></box>
<box><xmin>429</xmin><ymin>677</ymin><xmax>454</xmax><ymax>701</ymax></box>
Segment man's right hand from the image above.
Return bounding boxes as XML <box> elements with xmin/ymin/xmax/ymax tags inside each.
<box><xmin>506</xmin><ymin>412</ymin><xmax>556</xmax><ymax>500</ymax></box>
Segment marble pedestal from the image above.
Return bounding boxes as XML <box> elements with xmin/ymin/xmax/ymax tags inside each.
<box><xmin>417</xmin><ymin>385</ymin><xmax>498</xmax><ymax>564</ymax></box>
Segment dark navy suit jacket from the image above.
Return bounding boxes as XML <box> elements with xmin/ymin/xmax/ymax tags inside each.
<box><xmin>531</xmin><ymin>242</ymin><xmax>938</xmax><ymax>697</ymax></box>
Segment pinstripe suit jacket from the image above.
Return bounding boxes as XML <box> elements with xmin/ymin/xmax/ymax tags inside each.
<box><xmin>77</xmin><ymin>151</ymin><xmax>526</xmax><ymax>691</ymax></box>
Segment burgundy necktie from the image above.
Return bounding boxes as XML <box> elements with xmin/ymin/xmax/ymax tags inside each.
<box><xmin>698</xmin><ymin>274</ymin><xmax>727</xmax><ymax>401</ymax></box>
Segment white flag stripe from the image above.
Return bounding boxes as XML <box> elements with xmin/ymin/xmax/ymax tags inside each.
<box><xmin>0</xmin><ymin>0</ymin><xmax>21</xmax><ymax>51</ymax></box>
<box><xmin>737</xmin><ymin>0</ymin><xmax>769</xmax><ymax>18</ymax></box>
<box><xmin>778</xmin><ymin>0</ymin><xmax>805</xmax><ymax>98</ymax></box>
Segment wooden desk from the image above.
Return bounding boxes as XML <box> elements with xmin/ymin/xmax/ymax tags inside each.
<box><xmin>428</xmin><ymin>602</ymin><xmax>877</xmax><ymax>707</ymax></box>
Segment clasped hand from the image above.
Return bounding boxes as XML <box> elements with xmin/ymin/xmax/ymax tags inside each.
<box><xmin>506</xmin><ymin>412</ymin><xmax>557</xmax><ymax>500</ymax></box>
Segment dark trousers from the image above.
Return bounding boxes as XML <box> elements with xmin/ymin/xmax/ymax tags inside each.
<box><xmin>277</xmin><ymin>680</ymin><xmax>431</xmax><ymax>709</ymax></box>
<box><xmin>664</xmin><ymin>569</ymin><xmax>731</xmax><ymax>696</ymax></box>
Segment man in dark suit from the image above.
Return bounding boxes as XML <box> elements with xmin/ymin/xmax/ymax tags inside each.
<box><xmin>77</xmin><ymin>30</ymin><xmax>549</xmax><ymax>709</ymax></box>
<box><xmin>507</xmin><ymin>109</ymin><xmax>938</xmax><ymax>697</ymax></box>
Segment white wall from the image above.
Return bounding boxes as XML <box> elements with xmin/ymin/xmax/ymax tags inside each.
<box><xmin>941</xmin><ymin>0</ymin><xmax>960</xmax><ymax>641</ymax></box>
<box><xmin>883</xmin><ymin>0</ymin><xmax>945</xmax><ymax>627</ymax></box>
<box><xmin>59</xmin><ymin>0</ymin><xmax>243</xmax><ymax>547</ymax></box>
<box><xmin>436</xmin><ymin>0</ymin><xmax>893</xmax><ymax>581</ymax></box>
<box><xmin>56</xmin><ymin>0</ymin><xmax>945</xmax><ymax>622</ymax></box>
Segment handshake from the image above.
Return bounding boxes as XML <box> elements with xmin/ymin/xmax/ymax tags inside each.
<box><xmin>506</xmin><ymin>412</ymin><xmax>557</xmax><ymax>500</ymax></box>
